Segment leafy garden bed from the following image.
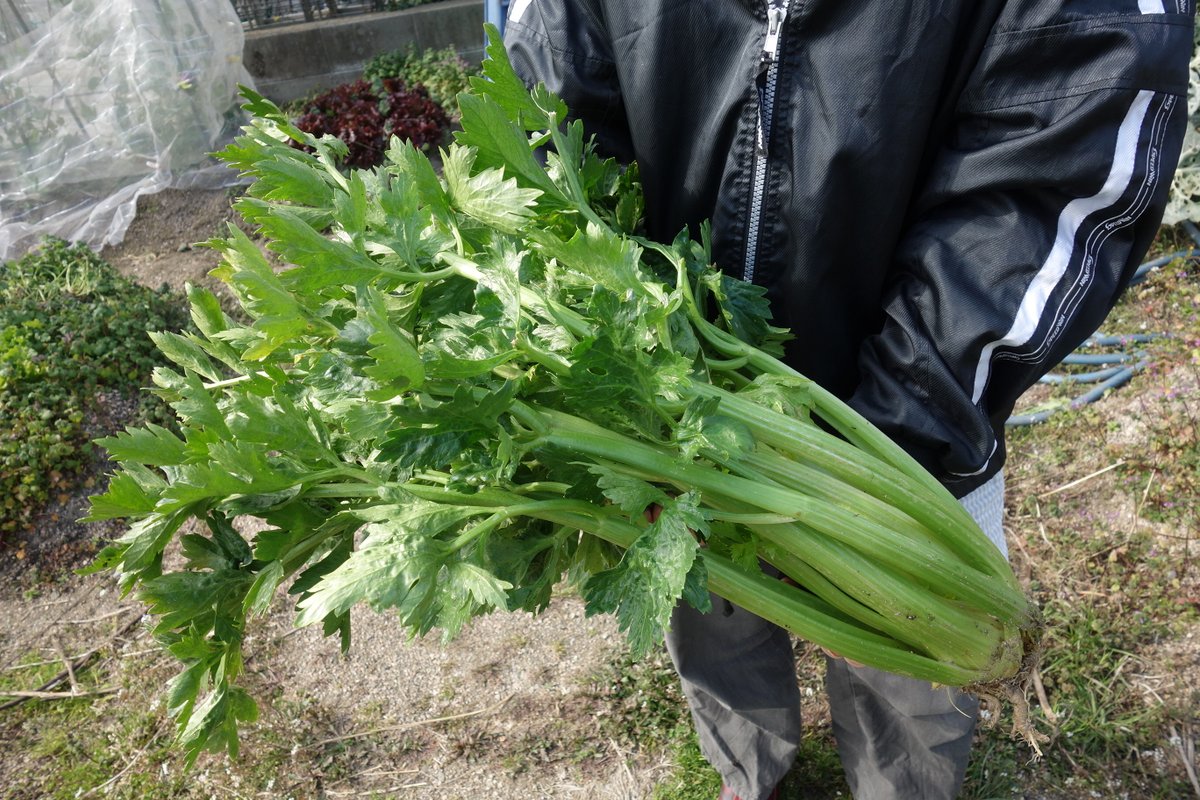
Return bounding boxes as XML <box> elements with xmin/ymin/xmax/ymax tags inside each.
<box><xmin>0</xmin><ymin>239</ymin><xmax>189</xmax><ymax>559</ymax></box>
<box><xmin>0</xmin><ymin>45</ymin><xmax>477</xmax><ymax>565</ymax></box>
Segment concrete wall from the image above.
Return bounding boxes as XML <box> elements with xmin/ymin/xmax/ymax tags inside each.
<box><xmin>244</xmin><ymin>0</ymin><xmax>485</xmax><ymax>104</ymax></box>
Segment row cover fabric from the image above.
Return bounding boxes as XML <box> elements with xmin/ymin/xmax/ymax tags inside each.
<box><xmin>0</xmin><ymin>0</ymin><xmax>252</xmax><ymax>262</ymax></box>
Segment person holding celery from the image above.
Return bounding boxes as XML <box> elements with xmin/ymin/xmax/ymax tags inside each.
<box><xmin>502</xmin><ymin>1</ymin><xmax>1193</xmax><ymax>798</ymax></box>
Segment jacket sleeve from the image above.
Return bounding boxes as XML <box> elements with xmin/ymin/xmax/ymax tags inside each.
<box><xmin>848</xmin><ymin>4</ymin><xmax>1194</xmax><ymax>496</ymax></box>
<box><xmin>502</xmin><ymin>0</ymin><xmax>634</xmax><ymax>162</ymax></box>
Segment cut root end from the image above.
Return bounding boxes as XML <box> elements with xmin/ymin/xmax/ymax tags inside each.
<box><xmin>971</xmin><ymin>681</ymin><xmax>1051</xmax><ymax>758</ymax></box>
<box><xmin>967</xmin><ymin>625</ymin><xmax>1052</xmax><ymax>758</ymax></box>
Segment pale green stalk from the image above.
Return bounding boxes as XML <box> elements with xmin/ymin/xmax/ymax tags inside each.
<box><xmin>689</xmin><ymin>383</ymin><xmax>1014</xmax><ymax>581</ymax></box>
<box><xmin>525</xmin><ymin>504</ymin><xmax>984</xmax><ymax>686</ymax></box>
<box><xmin>518</xmin><ymin>402</ymin><xmax>1026</xmax><ymax>621</ymax></box>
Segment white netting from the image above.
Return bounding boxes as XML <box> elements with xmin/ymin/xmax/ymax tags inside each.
<box><xmin>0</xmin><ymin>0</ymin><xmax>252</xmax><ymax>261</ymax></box>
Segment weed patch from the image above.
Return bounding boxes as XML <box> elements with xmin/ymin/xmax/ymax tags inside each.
<box><xmin>992</xmin><ymin>250</ymin><xmax>1200</xmax><ymax>797</ymax></box>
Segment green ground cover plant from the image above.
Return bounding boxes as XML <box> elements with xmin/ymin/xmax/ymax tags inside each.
<box><xmin>0</xmin><ymin>238</ymin><xmax>189</xmax><ymax>539</ymax></box>
<box><xmin>362</xmin><ymin>44</ymin><xmax>477</xmax><ymax>116</ymax></box>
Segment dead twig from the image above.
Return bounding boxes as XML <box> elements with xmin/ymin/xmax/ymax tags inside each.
<box><xmin>0</xmin><ymin>612</ymin><xmax>142</xmax><ymax>712</ymax></box>
<box><xmin>326</xmin><ymin>768</ymin><xmax>420</xmax><ymax>787</ymax></box>
<box><xmin>608</xmin><ymin>736</ymin><xmax>637</xmax><ymax>788</ymax></box>
<box><xmin>32</xmin><ymin>598</ymin><xmax>74</xmax><ymax>609</ymax></box>
<box><xmin>55</xmin><ymin>637</ymin><xmax>79</xmax><ymax>694</ymax></box>
<box><xmin>1055</xmin><ymin>740</ymin><xmax>1085</xmax><ymax>776</ymax></box>
<box><xmin>277</xmin><ymin>626</ymin><xmax>307</xmax><ymax>641</ymax></box>
<box><xmin>0</xmin><ymin>688</ymin><xmax>118</xmax><ymax>700</ymax></box>
<box><xmin>1172</xmin><ymin>724</ymin><xmax>1200</xmax><ymax>799</ymax></box>
<box><xmin>4</xmin><ymin>651</ymin><xmax>93</xmax><ymax>672</ymax></box>
<box><xmin>117</xmin><ymin>648</ymin><xmax>162</xmax><ymax>660</ymax></box>
<box><xmin>1033</xmin><ymin>497</ymin><xmax>1051</xmax><ymax>546</ymax></box>
<box><xmin>310</xmin><ymin>692</ymin><xmax>515</xmax><ymax>747</ymax></box>
<box><xmin>1007</xmin><ymin>528</ymin><xmax>1037</xmax><ymax>584</ymax></box>
<box><xmin>75</xmin><ymin>736</ymin><xmax>157</xmax><ymax>799</ymax></box>
<box><xmin>1030</xmin><ymin>667</ymin><xmax>1059</xmax><ymax>730</ymax></box>
<box><xmin>66</xmin><ymin>608</ymin><xmax>136</xmax><ymax>625</ymax></box>
<box><xmin>1132</xmin><ymin>469</ymin><xmax>1156</xmax><ymax>535</ymax></box>
<box><xmin>1038</xmin><ymin>461</ymin><xmax>1125</xmax><ymax>499</ymax></box>
<box><xmin>325</xmin><ymin>785</ymin><xmax>429</xmax><ymax>797</ymax></box>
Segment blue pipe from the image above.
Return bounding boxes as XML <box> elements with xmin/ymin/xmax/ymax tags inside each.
<box><xmin>1084</xmin><ymin>333</ymin><xmax>1161</xmax><ymax>347</ymax></box>
<box><xmin>1183</xmin><ymin>220</ymin><xmax>1200</xmax><ymax>248</ymax></box>
<box><xmin>1129</xmin><ymin>249</ymin><xmax>1200</xmax><ymax>285</ymax></box>
<box><xmin>1003</xmin><ymin>244</ymin><xmax>1189</xmax><ymax>426</ymax></box>
<box><xmin>1039</xmin><ymin>366</ymin><xmax>1124</xmax><ymax>385</ymax></box>
<box><xmin>1007</xmin><ymin>360</ymin><xmax>1149</xmax><ymax>427</ymax></box>
<box><xmin>1058</xmin><ymin>352</ymin><xmax>1133</xmax><ymax>366</ymax></box>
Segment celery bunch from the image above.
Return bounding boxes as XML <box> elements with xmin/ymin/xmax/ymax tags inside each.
<box><xmin>87</xmin><ymin>27</ymin><xmax>1040</xmax><ymax>762</ymax></box>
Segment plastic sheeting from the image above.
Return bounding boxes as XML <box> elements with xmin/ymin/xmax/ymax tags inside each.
<box><xmin>0</xmin><ymin>0</ymin><xmax>252</xmax><ymax>261</ymax></box>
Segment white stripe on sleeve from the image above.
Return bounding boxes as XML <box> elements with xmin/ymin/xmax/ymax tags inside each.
<box><xmin>508</xmin><ymin>0</ymin><xmax>534</xmax><ymax>23</ymax></box>
<box><xmin>969</xmin><ymin>89</ymin><xmax>1155</xmax><ymax>405</ymax></box>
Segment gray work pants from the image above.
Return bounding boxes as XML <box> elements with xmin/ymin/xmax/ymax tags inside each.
<box><xmin>665</xmin><ymin>474</ymin><xmax>1007</xmax><ymax>800</ymax></box>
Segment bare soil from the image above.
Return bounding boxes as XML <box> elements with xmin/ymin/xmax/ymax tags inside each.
<box><xmin>102</xmin><ymin>187</ymin><xmax>248</xmax><ymax>294</ymax></box>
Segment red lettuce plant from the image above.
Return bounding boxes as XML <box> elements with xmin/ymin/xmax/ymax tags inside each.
<box><xmin>293</xmin><ymin>78</ymin><xmax>449</xmax><ymax>169</ymax></box>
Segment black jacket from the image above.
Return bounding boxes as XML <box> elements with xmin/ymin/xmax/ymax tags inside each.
<box><xmin>504</xmin><ymin>0</ymin><xmax>1193</xmax><ymax>496</ymax></box>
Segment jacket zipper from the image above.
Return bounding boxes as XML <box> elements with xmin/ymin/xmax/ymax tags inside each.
<box><xmin>743</xmin><ymin>0</ymin><xmax>790</xmax><ymax>283</ymax></box>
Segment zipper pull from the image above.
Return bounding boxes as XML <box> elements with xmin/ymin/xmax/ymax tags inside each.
<box><xmin>755</xmin><ymin>0</ymin><xmax>789</xmax><ymax>155</ymax></box>
<box><xmin>759</xmin><ymin>0</ymin><xmax>788</xmax><ymax>74</ymax></box>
